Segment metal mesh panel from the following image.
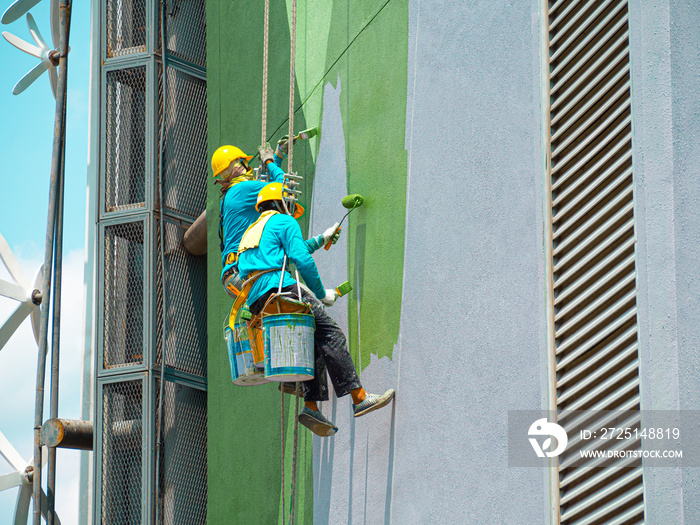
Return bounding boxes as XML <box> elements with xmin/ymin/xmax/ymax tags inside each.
<box><xmin>162</xmin><ymin>0</ymin><xmax>207</xmax><ymax>67</ymax></box>
<box><xmin>104</xmin><ymin>222</ymin><xmax>145</xmax><ymax>369</ymax></box>
<box><xmin>157</xmin><ymin>66</ymin><xmax>208</xmax><ymax>219</ymax></box>
<box><xmin>106</xmin><ymin>67</ymin><xmax>148</xmax><ymax>211</ymax></box>
<box><xmin>106</xmin><ymin>0</ymin><xmax>147</xmax><ymax>57</ymax></box>
<box><xmin>546</xmin><ymin>0</ymin><xmax>644</xmax><ymax>523</ymax></box>
<box><xmin>102</xmin><ymin>380</ymin><xmax>144</xmax><ymax>524</ymax></box>
<box><xmin>155</xmin><ymin>219</ymin><xmax>207</xmax><ymax>376</ymax></box>
<box><xmin>156</xmin><ymin>381</ymin><xmax>207</xmax><ymax>524</ymax></box>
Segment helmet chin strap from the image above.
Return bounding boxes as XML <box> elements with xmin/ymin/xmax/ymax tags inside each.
<box><xmin>274</xmin><ymin>201</ymin><xmax>286</xmax><ymax>214</ymax></box>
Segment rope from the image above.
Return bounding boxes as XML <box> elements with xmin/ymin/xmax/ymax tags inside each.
<box><xmin>280</xmin><ymin>4</ymin><xmax>300</xmax><ymax>523</ymax></box>
<box><xmin>281</xmin><ymin>381</ymin><xmax>286</xmax><ymax>522</ymax></box>
<box><xmin>264</xmin><ymin>0</ymin><xmax>393</xmax><ymax>144</ymax></box>
<box><xmin>261</xmin><ymin>0</ymin><xmax>270</xmax><ymax>147</ymax></box>
<box><xmin>289</xmin><ymin>382</ymin><xmax>301</xmax><ymax>525</ymax></box>
<box><xmin>287</xmin><ymin>0</ymin><xmax>297</xmax><ymax>173</ymax></box>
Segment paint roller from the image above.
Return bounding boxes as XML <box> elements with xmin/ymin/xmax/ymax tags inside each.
<box><xmin>335</xmin><ymin>281</ymin><xmax>352</xmax><ymax>297</ymax></box>
<box><xmin>324</xmin><ymin>194</ymin><xmax>365</xmax><ymax>250</ymax></box>
<box><xmin>294</xmin><ymin>126</ymin><xmax>319</xmax><ymax>142</ymax></box>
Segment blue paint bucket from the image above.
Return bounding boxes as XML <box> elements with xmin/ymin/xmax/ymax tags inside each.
<box><xmin>262</xmin><ymin>313</ymin><xmax>315</xmax><ymax>381</ymax></box>
<box><xmin>225</xmin><ymin>319</ymin><xmax>268</xmax><ymax>386</ymax></box>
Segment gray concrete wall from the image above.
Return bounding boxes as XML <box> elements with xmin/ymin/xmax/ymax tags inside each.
<box><xmin>630</xmin><ymin>0</ymin><xmax>700</xmax><ymax>522</ymax></box>
<box><xmin>310</xmin><ymin>1</ymin><xmax>548</xmax><ymax>523</ymax></box>
<box><xmin>670</xmin><ymin>2</ymin><xmax>700</xmax><ymax>520</ymax></box>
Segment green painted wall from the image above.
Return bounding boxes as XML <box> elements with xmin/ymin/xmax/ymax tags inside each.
<box><xmin>286</xmin><ymin>0</ymin><xmax>408</xmax><ymax>368</ymax></box>
<box><xmin>206</xmin><ymin>1</ymin><xmax>407</xmax><ymax>522</ymax></box>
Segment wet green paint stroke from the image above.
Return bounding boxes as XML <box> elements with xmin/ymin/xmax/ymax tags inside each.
<box><xmin>289</xmin><ymin>0</ymin><xmax>408</xmax><ymax>369</ymax></box>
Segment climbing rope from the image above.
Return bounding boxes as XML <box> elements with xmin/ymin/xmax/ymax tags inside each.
<box><xmin>286</xmin><ymin>4</ymin><xmax>301</xmax><ymax>524</ymax></box>
<box><xmin>287</xmin><ymin>0</ymin><xmax>297</xmax><ymax>173</ymax></box>
<box><xmin>281</xmin><ymin>380</ymin><xmax>286</xmax><ymax>522</ymax></box>
<box><xmin>263</xmin><ymin>1</ymin><xmax>300</xmax><ymax>521</ymax></box>
<box><xmin>289</xmin><ymin>382</ymin><xmax>301</xmax><ymax>525</ymax></box>
<box><xmin>261</xmin><ymin>0</ymin><xmax>270</xmax><ymax>147</ymax></box>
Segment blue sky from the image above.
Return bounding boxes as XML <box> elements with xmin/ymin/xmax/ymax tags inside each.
<box><xmin>0</xmin><ymin>1</ymin><xmax>90</xmax><ymax>523</ymax></box>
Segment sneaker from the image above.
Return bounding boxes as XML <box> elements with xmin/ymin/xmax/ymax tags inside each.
<box><xmin>353</xmin><ymin>389</ymin><xmax>395</xmax><ymax>418</ymax></box>
<box><xmin>297</xmin><ymin>407</ymin><xmax>338</xmax><ymax>437</ymax></box>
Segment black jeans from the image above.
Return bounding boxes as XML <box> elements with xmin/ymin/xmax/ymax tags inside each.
<box><xmin>250</xmin><ymin>285</ymin><xmax>361</xmax><ymax>402</ymax></box>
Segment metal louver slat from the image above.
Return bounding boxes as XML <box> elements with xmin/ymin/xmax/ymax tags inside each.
<box><xmin>551</xmin><ymin>47</ymin><xmax>628</xmax><ymax>112</ymax></box>
<box><xmin>555</xmin><ymin>307</ymin><xmax>637</xmax><ymax>358</ymax></box>
<box><xmin>553</xmin><ymin>207</ymin><xmax>632</xmax><ymax>280</ymax></box>
<box><xmin>555</xmin><ymin>289</ymin><xmax>636</xmax><ymax>354</ymax></box>
<box><xmin>550</xmin><ymin>80</ymin><xmax>630</xmax><ymax>142</ymax></box>
<box><xmin>553</xmin><ymin>199</ymin><xmax>633</xmax><ymax>266</ymax></box>
<box><xmin>560</xmin><ymin>464</ymin><xmax>641</xmax><ymax>504</ymax></box>
<box><xmin>559</xmin><ymin>359</ymin><xmax>640</xmax><ymax>410</ymax></box>
<box><xmin>560</xmin><ymin>455</ymin><xmax>639</xmax><ymax>491</ymax></box>
<box><xmin>549</xmin><ymin>0</ymin><xmax>584</xmax><ymax>32</ymax></box>
<box><xmin>606</xmin><ymin>502</ymin><xmax>645</xmax><ymax>525</ymax></box>
<box><xmin>559</xmin><ymin>404</ymin><xmax>640</xmax><ymax>459</ymax></box>
<box><xmin>550</xmin><ymin>0</ymin><xmax>614</xmax><ymax>46</ymax></box>
<box><xmin>544</xmin><ymin>0</ymin><xmax>644</xmax><ymax>522</ymax></box>
<box><xmin>558</xmin><ymin>341</ymin><xmax>638</xmax><ymax>391</ymax></box>
<box><xmin>550</xmin><ymin>7</ymin><xmax>627</xmax><ymax>78</ymax></box>
<box><xmin>550</xmin><ymin>30</ymin><xmax>628</xmax><ymax>98</ymax></box>
<box><xmin>555</xmin><ymin>272</ymin><xmax>635</xmax><ymax>334</ymax></box>
<box><xmin>550</xmin><ymin>0</ymin><xmax>626</xmax><ymax>63</ymax></box>
<box><xmin>551</xmin><ymin>141</ymin><xmax>631</xmax><ymax>207</ymax></box>
<box><xmin>551</xmin><ymin>98</ymin><xmax>629</xmax><ymax>161</ymax></box>
<box><xmin>550</xmin><ymin>0</ymin><xmax>570</xmax><ymax>16</ymax></box>
<box><xmin>551</xmin><ymin>114</ymin><xmax>630</xmax><ymax>180</ymax></box>
<box><xmin>562</xmin><ymin>484</ymin><xmax>643</xmax><ymax>524</ymax></box>
<box><xmin>553</xmin><ymin>256</ymin><xmax>633</xmax><ymax>319</ymax></box>
<box><xmin>551</xmin><ymin>64</ymin><xmax>629</xmax><ymax>126</ymax></box>
<box><xmin>553</xmin><ymin>240</ymin><xmax>635</xmax><ymax>306</ymax></box>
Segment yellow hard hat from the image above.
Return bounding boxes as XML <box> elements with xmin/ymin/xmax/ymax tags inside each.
<box><xmin>256</xmin><ymin>183</ymin><xmax>305</xmax><ymax>218</ymax></box>
<box><xmin>211</xmin><ymin>145</ymin><xmax>253</xmax><ymax>177</ymax></box>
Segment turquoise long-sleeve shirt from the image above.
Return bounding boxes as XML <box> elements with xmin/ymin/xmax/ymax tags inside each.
<box><xmin>220</xmin><ymin>155</ymin><xmax>285</xmax><ymax>279</ymax></box>
<box><xmin>237</xmin><ymin>213</ymin><xmax>327</xmax><ymax>306</ymax></box>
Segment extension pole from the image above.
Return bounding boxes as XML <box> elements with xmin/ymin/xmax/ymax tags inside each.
<box><xmin>33</xmin><ymin>1</ymin><xmax>72</xmax><ymax>523</ymax></box>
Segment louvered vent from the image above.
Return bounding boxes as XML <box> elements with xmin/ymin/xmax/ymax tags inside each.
<box><xmin>545</xmin><ymin>0</ymin><xmax>644</xmax><ymax>523</ymax></box>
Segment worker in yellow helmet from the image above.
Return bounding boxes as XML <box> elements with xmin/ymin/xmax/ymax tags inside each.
<box><xmin>213</xmin><ymin>144</ymin><xmax>282</xmax><ymax>298</ymax></box>
<box><xmin>213</xmin><ymin>143</ymin><xmax>340</xmax><ymax>299</ymax></box>
<box><xmin>237</xmin><ymin>183</ymin><xmax>396</xmax><ymax>437</ymax></box>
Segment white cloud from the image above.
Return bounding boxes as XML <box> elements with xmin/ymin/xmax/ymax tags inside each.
<box><xmin>0</xmin><ymin>246</ymin><xmax>85</xmax><ymax>525</ymax></box>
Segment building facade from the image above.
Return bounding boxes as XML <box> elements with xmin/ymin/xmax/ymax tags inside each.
<box><xmin>83</xmin><ymin>0</ymin><xmax>700</xmax><ymax>523</ymax></box>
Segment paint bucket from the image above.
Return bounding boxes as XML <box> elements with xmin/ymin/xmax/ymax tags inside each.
<box><xmin>225</xmin><ymin>317</ymin><xmax>268</xmax><ymax>386</ymax></box>
<box><xmin>262</xmin><ymin>313</ymin><xmax>315</xmax><ymax>381</ymax></box>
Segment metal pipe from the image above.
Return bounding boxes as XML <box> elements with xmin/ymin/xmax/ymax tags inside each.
<box><xmin>47</xmin><ymin>139</ymin><xmax>66</xmax><ymax>525</ymax></box>
<box><xmin>41</xmin><ymin>419</ymin><xmax>93</xmax><ymax>450</ymax></box>
<box><xmin>182</xmin><ymin>210</ymin><xmax>207</xmax><ymax>255</ymax></box>
<box><xmin>155</xmin><ymin>1</ymin><xmax>169</xmax><ymax>522</ymax></box>
<box><xmin>33</xmin><ymin>1</ymin><xmax>72</xmax><ymax>523</ymax></box>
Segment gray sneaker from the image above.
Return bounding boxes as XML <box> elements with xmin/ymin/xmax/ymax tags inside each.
<box><xmin>353</xmin><ymin>389</ymin><xmax>395</xmax><ymax>418</ymax></box>
<box><xmin>297</xmin><ymin>407</ymin><xmax>338</xmax><ymax>437</ymax></box>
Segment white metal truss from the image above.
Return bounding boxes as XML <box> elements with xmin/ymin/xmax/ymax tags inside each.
<box><xmin>543</xmin><ymin>0</ymin><xmax>644</xmax><ymax>523</ymax></box>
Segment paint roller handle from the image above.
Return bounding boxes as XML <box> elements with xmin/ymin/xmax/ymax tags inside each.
<box><xmin>277</xmin><ymin>127</ymin><xmax>319</xmax><ymax>157</ymax></box>
<box><xmin>324</xmin><ymin>226</ymin><xmax>341</xmax><ymax>250</ymax></box>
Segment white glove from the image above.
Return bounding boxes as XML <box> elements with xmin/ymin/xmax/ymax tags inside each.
<box><xmin>322</xmin><ymin>222</ymin><xmax>340</xmax><ymax>245</ymax></box>
<box><xmin>321</xmin><ymin>289</ymin><xmax>338</xmax><ymax>307</ymax></box>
